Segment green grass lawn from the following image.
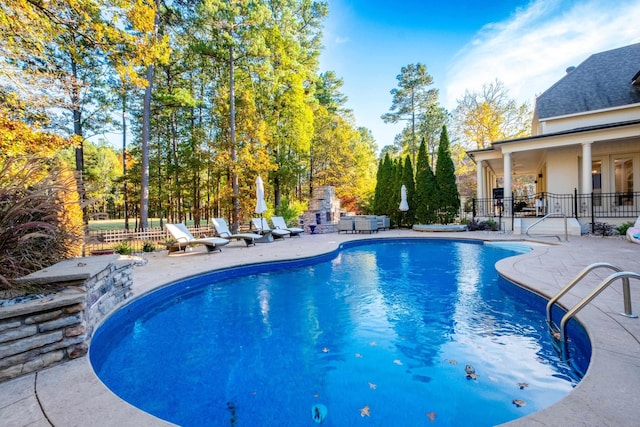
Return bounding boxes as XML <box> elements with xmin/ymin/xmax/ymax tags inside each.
<box><xmin>88</xmin><ymin>218</ymin><xmax>198</xmax><ymax>231</ymax></box>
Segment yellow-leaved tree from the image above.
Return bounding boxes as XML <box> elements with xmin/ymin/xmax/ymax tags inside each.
<box><xmin>0</xmin><ymin>110</ymin><xmax>83</xmax><ymax>292</ymax></box>
<box><xmin>453</xmin><ymin>79</ymin><xmax>531</xmax><ymax>150</ymax></box>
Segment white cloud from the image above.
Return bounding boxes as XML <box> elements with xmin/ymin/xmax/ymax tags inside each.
<box><xmin>444</xmin><ymin>0</ymin><xmax>640</xmax><ymax>110</ymax></box>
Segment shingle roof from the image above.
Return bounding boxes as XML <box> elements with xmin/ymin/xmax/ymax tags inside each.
<box><xmin>535</xmin><ymin>43</ymin><xmax>640</xmax><ymax>119</ymax></box>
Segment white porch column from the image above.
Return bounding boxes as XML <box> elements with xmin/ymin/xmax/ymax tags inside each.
<box><xmin>476</xmin><ymin>160</ymin><xmax>484</xmax><ymax>200</ymax></box>
<box><xmin>581</xmin><ymin>142</ymin><xmax>593</xmax><ymax>194</ymax></box>
<box><xmin>503</xmin><ymin>152</ymin><xmax>512</xmax><ymax>204</ymax></box>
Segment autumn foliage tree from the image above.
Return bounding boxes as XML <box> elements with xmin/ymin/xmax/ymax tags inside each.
<box><xmin>1</xmin><ymin>1</ymin><xmax>378</xmax><ymax>237</ymax></box>
<box><xmin>0</xmin><ymin>112</ymin><xmax>82</xmax><ymax>290</ymax></box>
<box><xmin>450</xmin><ymin>79</ymin><xmax>532</xmax><ymax>200</ymax></box>
<box><xmin>453</xmin><ymin>79</ymin><xmax>531</xmax><ymax>150</ymax></box>
<box><xmin>0</xmin><ymin>110</ymin><xmax>69</xmax><ymax>157</ymax></box>
<box><xmin>1</xmin><ymin>0</ymin><xmax>170</xmax><ymax>230</ymax></box>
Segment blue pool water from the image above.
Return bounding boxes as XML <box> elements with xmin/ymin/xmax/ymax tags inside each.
<box><xmin>90</xmin><ymin>239</ymin><xmax>590</xmax><ymax>426</ymax></box>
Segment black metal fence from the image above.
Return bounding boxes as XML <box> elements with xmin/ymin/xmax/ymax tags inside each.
<box><xmin>473</xmin><ymin>190</ymin><xmax>640</xmax><ymax>232</ymax></box>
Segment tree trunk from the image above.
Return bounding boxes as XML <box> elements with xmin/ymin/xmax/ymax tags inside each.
<box><xmin>274</xmin><ymin>174</ymin><xmax>281</xmax><ymax>208</ymax></box>
<box><xmin>70</xmin><ymin>56</ymin><xmax>88</xmax><ymax>255</ymax></box>
<box><xmin>170</xmin><ymin>110</ymin><xmax>181</xmax><ymax>221</ymax></box>
<box><xmin>122</xmin><ymin>92</ymin><xmax>129</xmax><ymax>230</ymax></box>
<box><xmin>71</xmin><ymin>58</ymin><xmax>85</xmax><ymax>212</ymax></box>
<box><xmin>191</xmin><ymin>106</ymin><xmax>201</xmax><ymax>226</ymax></box>
<box><xmin>229</xmin><ymin>44</ymin><xmax>240</xmax><ymax>233</ymax></box>
<box><xmin>140</xmin><ymin>62</ymin><xmax>153</xmax><ymax>230</ymax></box>
<box><xmin>139</xmin><ymin>1</ymin><xmax>160</xmax><ymax>230</ymax></box>
<box><xmin>71</xmin><ymin>58</ymin><xmax>83</xmax><ymax>172</ymax></box>
<box><xmin>273</xmin><ymin>146</ymin><xmax>281</xmax><ymax>208</ymax></box>
<box><xmin>157</xmin><ymin>148</ymin><xmax>164</xmax><ymax>227</ymax></box>
<box><xmin>411</xmin><ymin>89</ymin><xmax>416</xmax><ymax>166</ymax></box>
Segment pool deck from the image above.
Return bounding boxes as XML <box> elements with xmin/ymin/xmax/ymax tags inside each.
<box><xmin>1</xmin><ymin>230</ymin><xmax>640</xmax><ymax>426</ymax></box>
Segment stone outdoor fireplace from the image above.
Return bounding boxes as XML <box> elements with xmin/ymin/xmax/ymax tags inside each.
<box><xmin>302</xmin><ymin>186</ymin><xmax>342</xmax><ymax>234</ymax></box>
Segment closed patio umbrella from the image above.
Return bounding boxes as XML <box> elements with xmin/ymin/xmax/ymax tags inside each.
<box><xmin>255</xmin><ymin>175</ymin><xmax>267</xmax><ymax>216</ymax></box>
<box><xmin>399</xmin><ymin>184</ymin><xmax>409</xmax><ymax>228</ymax></box>
<box><xmin>399</xmin><ymin>185</ymin><xmax>409</xmax><ymax>211</ymax></box>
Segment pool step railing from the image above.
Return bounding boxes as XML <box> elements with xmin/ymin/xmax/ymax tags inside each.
<box><xmin>525</xmin><ymin>212</ymin><xmax>568</xmax><ymax>242</ymax></box>
<box><xmin>546</xmin><ymin>262</ymin><xmax>640</xmax><ymax>348</ymax></box>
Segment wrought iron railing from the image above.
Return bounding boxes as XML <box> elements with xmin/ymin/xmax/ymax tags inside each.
<box><xmin>473</xmin><ymin>190</ymin><xmax>640</xmax><ymax>233</ymax></box>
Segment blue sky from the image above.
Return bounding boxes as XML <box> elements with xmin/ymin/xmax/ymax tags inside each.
<box><xmin>319</xmin><ymin>0</ymin><xmax>640</xmax><ymax>148</ymax></box>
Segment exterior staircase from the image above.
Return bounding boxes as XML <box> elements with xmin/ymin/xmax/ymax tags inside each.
<box><xmin>514</xmin><ymin>217</ymin><xmax>582</xmax><ymax>238</ymax></box>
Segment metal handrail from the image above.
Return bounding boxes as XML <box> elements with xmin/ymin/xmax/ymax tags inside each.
<box><xmin>546</xmin><ymin>262</ymin><xmax>624</xmax><ymax>329</ymax></box>
<box><xmin>525</xmin><ymin>212</ymin><xmax>568</xmax><ymax>242</ymax></box>
<box><xmin>559</xmin><ymin>271</ymin><xmax>640</xmax><ymax>344</ymax></box>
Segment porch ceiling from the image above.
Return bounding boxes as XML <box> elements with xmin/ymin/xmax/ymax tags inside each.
<box><xmin>482</xmin><ymin>149</ymin><xmax>544</xmax><ymax>178</ymax></box>
<box><xmin>468</xmin><ymin>119</ymin><xmax>640</xmax><ymax>179</ymax></box>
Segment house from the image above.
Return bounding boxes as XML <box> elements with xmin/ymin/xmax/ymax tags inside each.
<box><xmin>467</xmin><ymin>43</ymin><xmax>640</xmax><ymax>235</ymax></box>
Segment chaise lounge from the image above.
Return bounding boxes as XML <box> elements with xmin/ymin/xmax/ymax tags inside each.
<box><xmin>271</xmin><ymin>216</ymin><xmax>304</xmax><ymax>237</ymax></box>
<box><xmin>251</xmin><ymin>218</ymin><xmax>291</xmax><ymax>241</ymax></box>
<box><xmin>212</xmin><ymin>218</ymin><xmax>262</xmax><ymax>246</ymax></box>
<box><xmin>165</xmin><ymin>223</ymin><xmax>229</xmax><ymax>253</ymax></box>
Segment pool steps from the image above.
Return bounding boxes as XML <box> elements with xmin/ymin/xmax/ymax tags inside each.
<box><xmin>546</xmin><ymin>262</ymin><xmax>639</xmax><ymax>358</ymax></box>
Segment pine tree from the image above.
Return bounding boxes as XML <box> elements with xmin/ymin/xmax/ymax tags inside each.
<box><xmin>401</xmin><ymin>155</ymin><xmax>415</xmax><ymax>226</ymax></box>
<box><xmin>381</xmin><ymin>63</ymin><xmax>439</xmax><ymax>163</ymax></box>
<box><xmin>386</xmin><ymin>155</ymin><xmax>399</xmax><ymax>217</ymax></box>
<box><xmin>374</xmin><ymin>153</ymin><xmax>394</xmax><ymax>215</ymax></box>
<box><xmin>435</xmin><ymin>125</ymin><xmax>460</xmax><ymax>223</ymax></box>
<box><xmin>373</xmin><ymin>158</ymin><xmax>384</xmax><ymax>214</ymax></box>
<box><xmin>414</xmin><ymin>138</ymin><xmax>437</xmax><ymax>224</ymax></box>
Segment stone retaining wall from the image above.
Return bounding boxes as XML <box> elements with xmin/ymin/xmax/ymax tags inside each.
<box><xmin>0</xmin><ymin>255</ymin><xmax>134</xmax><ymax>382</ymax></box>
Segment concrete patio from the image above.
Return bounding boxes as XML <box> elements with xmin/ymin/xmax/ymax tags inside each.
<box><xmin>1</xmin><ymin>229</ymin><xmax>639</xmax><ymax>426</ymax></box>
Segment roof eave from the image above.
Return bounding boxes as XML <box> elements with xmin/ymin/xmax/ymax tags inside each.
<box><xmin>491</xmin><ymin>119</ymin><xmax>640</xmax><ymax>146</ymax></box>
<box><xmin>537</xmin><ymin>101</ymin><xmax>640</xmax><ymax>121</ymax></box>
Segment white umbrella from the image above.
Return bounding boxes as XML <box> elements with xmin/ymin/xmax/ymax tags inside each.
<box><xmin>399</xmin><ymin>185</ymin><xmax>409</xmax><ymax>211</ymax></box>
<box><xmin>255</xmin><ymin>175</ymin><xmax>267</xmax><ymax>216</ymax></box>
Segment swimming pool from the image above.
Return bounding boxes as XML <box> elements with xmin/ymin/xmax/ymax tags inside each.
<box><xmin>90</xmin><ymin>239</ymin><xmax>590</xmax><ymax>426</ymax></box>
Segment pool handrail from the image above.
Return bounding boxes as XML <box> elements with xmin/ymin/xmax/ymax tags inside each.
<box><xmin>546</xmin><ymin>262</ymin><xmax>624</xmax><ymax>331</ymax></box>
<box><xmin>559</xmin><ymin>271</ymin><xmax>640</xmax><ymax>338</ymax></box>
<box><xmin>525</xmin><ymin>212</ymin><xmax>568</xmax><ymax>242</ymax></box>
<box><xmin>547</xmin><ymin>263</ymin><xmax>640</xmax><ymax>355</ymax></box>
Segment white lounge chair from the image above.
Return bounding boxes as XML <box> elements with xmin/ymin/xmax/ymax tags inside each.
<box><xmin>251</xmin><ymin>218</ymin><xmax>290</xmax><ymax>240</ymax></box>
<box><xmin>165</xmin><ymin>223</ymin><xmax>229</xmax><ymax>253</ymax></box>
<box><xmin>271</xmin><ymin>216</ymin><xmax>303</xmax><ymax>237</ymax></box>
<box><xmin>212</xmin><ymin>218</ymin><xmax>262</xmax><ymax>246</ymax></box>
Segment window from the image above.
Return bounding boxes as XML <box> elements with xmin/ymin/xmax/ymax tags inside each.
<box><xmin>614</xmin><ymin>157</ymin><xmax>633</xmax><ymax>205</ymax></box>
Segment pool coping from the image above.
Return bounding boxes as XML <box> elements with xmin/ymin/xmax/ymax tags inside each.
<box><xmin>1</xmin><ymin>230</ymin><xmax>639</xmax><ymax>427</ymax></box>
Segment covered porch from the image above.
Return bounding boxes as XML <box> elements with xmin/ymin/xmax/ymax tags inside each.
<box><xmin>467</xmin><ymin>120</ymin><xmax>640</xmax><ymax>234</ymax></box>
